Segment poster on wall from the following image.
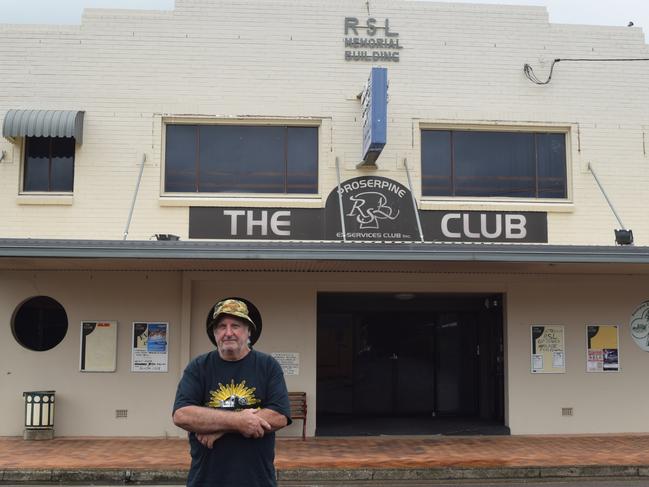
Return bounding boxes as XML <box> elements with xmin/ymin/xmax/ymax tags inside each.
<box><xmin>80</xmin><ymin>321</ymin><xmax>117</xmax><ymax>372</ymax></box>
<box><xmin>131</xmin><ymin>322</ymin><xmax>168</xmax><ymax>372</ymax></box>
<box><xmin>586</xmin><ymin>325</ymin><xmax>619</xmax><ymax>372</ymax></box>
<box><xmin>531</xmin><ymin>325</ymin><xmax>565</xmax><ymax>373</ymax></box>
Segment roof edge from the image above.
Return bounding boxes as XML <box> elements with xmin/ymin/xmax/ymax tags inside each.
<box><xmin>0</xmin><ymin>238</ymin><xmax>648</xmax><ymax>265</ymax></box>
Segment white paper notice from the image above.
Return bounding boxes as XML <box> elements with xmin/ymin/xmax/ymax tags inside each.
<box><xmin>271</xmin><ymin>352</ymin><xmax>300</xmax><ymax>376</ymax></box>
<box><xmin>552</xmin><ymin>351</ymin><xmax>565</xmax><ymax>368</ymax></box>
<box><xmin>532</xmin><ymin>354</ymin><xmax>543</xmax><ymax>371</ymax></box>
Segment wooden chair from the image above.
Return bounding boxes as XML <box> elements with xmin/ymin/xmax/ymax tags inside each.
<box><xmin>288</xmin><ymin>392</ymin><xmax>307</xmax><ymax>440</ymax></box>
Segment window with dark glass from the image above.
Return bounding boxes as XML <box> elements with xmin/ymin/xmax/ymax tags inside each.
<box><xmin>421</xmin><ymin>130</ymin><xmax>567</xmax><ymax>198</ymax></box>
<box><xmin>23</xmin><ymin>137</ymin><xmax>75</xmax><ymax>192</ymax></box>
<box><xmin>12</xmin><ymin>296</ymin><xmax>68</xmax><ymax>352</ymax></box>
<box><xmin>164</xmin><ymin>124</ymin><xmax>318</xmax><ymax>194</ymax></box>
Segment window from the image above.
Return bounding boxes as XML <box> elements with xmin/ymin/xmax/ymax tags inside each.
<box><xmin>12</xmin><ymin>296</ymin><xmax>68</xmax><ymax>351</ymax></box>
<box><xmin>164</xmin><ymin>124</ymin><xmax>318</xmax><ymax>194</ymax></box>
<box><xmin>23</xmin><ymin>137</ymin><xmax>75</xmax><ymax>192</ymax></box>
<box><xmin>421</xmin><ymin>130</ymin><xmax>567</xmax><ymax>199</ymax></box>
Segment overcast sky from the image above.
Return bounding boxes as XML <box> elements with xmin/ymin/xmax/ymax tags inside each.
<box><xmin>1</xmin><ymin>0</ymin><xmax>648</xmax><ymax>37</ymax></box>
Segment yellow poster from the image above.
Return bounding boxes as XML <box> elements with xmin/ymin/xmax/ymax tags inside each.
<box><xmin>586</xmin><ymin>325</ymin><xmax>619</xmax><ymax>372</ymax></box>
<box><xmin>531</xmin><ymin>325</ymin><xmax>565</xmax><ymax>373</ymax></box>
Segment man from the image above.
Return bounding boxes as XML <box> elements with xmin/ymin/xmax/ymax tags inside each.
<box><xmin>173</xmin><ymin>298</ymin><xmax>291</xmax><ymax>487</ymax></box>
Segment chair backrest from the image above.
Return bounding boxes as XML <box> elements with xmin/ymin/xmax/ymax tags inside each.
<box><xmin>288</xmin><ymin>391</ymin><xmax>306</xmax><ymax>419</ymax></box>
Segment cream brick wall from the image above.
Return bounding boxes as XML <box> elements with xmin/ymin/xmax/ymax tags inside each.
<box><xmin>1</xmin><ymin>0</ymin><xmax>648</xmax><ymax>244</ymax></box>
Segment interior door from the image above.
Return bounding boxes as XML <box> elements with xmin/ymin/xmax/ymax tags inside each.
<box><xmin>435</xmin><ymin>312</ymin><xmax>478</xmax><ymax>416</ymax></box>
<box><xmin>352</xmin><ymin>315</ymin><xmax>394</xmax><ymax>414</ymax></box>
<box><xmin>352</xmin><ymin>312</ymin><xmax>435</xmax><ymax>415</ymax></box>
<box><xmin>477</xmin><ymin>295</ymin><xmax>505</xmax><ymax>421</ymax></box>
<box><xmin>395</xmin><ymin>315</ymin><xmax>435</xmax><ymax>414</ymax></box>
<box><xmin>316</xmin><ymin>313</ymin><xmax>354</xmax><ymax>415</ymax></box>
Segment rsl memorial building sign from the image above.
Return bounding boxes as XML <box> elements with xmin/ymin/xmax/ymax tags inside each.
<box><xmin>344</xmin><ymin>17</ymin><xmax>403</xmax><ymax>62</ymax></box>
<box><xmin>189</xmin><ymin>176</ymin><xmax>548</xmax><ymax>243</ymax></box>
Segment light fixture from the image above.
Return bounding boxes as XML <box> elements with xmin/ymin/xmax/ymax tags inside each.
<box><xmin>614</xmin><ymin>229</ymin><xmax>633</xmax><ymax>246</ymax></box>
<box><xmin>588</xmin><ymin>163</ymin><xmax>633</xmax><ymax>246</ymax></box>
<box><xmin>155</xmin><ymin>234</ymin><xmax>180</xmax><ymax>241</ymax></box>
<box><xmin>394</xmin><ymin>293</ymin><xmax>415</xmax><ymax>301</ymax></box>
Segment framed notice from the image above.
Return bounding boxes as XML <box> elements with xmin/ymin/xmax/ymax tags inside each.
<box><xmin>131</xmin><ymin>322</ymin><xmax>169</xmax><ymax>372</ymax></box>
<box><xmin>80</xmin><ymin>321</ymin><xmax>117</xmax><ymax>372</ymax></box>
<box><xmin>586</xmin><ymin>325</ymin><xmax>619</xmax><ymax>372</ymax></box>
<box><xmin>531</xmin><ymin>325</ymin><xmax>565</xmax><ymax>373</ymax></box>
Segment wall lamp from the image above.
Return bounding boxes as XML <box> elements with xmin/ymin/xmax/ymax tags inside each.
<box><xmin>155</xmin><ymin>234</ymin><xmax>180</xmax><ymax>241</ymax></box>
<box><xmin>614</xmin><ymin>229</ymin><xmax>633</xmax><ymax>246</ymax></box>
<box><xmin>394</xmin><ymin>293</ymin><xmax>415</xmax><ymax>301</ymax></box>
<box><xmin>588</xmin><ymin>163</ymin><xmax>634</xmax><ymax>246</ymax></box>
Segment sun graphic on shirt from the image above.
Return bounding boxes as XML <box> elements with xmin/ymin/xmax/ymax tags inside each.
<box><xmin>207</xmin><ymin>380</ymin><xmax>260</xmax><ymax>410</ymax></box>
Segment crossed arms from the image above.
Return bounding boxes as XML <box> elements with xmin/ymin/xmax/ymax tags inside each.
<box><xmin>173</xmin><ymin>405</ymin><xmax>288</xmax><ymax>448</ymax></box>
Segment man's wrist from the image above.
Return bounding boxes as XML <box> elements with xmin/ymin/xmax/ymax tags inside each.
<box><xmin>229</xmin><ymin>410</ymin><xmax>245</xmax><ymax>433</ymax></box>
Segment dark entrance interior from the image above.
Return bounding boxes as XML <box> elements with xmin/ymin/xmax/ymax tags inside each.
<box><xmin>316</xmin><ymin>292</ymin><xmax>507</xmax><ymax>436</ymax></box>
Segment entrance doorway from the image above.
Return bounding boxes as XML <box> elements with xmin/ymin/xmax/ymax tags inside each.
<box><xmin>316</xmin><ymin>293</ymin><xmax>506</xmax><ymax>436</ymax></box>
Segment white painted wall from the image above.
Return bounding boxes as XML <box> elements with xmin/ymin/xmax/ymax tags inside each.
<box><xmin>1</xmin><ymin>269</ymin><xmax>648</xmax><ymax>436</ymax></box>
<box><xmin>506</xmin><ymin>273</ymin><xmax>649</xmax><ymax>434</ymax></box>
<box><xmin>0</xmin><ymin>0</ymin><xmax>648</xmax><ymax>244</ymax></box>
<box><xmin>0</xmin><ymin>270</ymin><xmax>183</xmax><ymax>437</ymax></box>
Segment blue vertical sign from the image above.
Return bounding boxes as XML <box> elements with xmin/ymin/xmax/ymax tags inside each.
<box><xmin>361</xmin><ymin>67</ymin><xmax>388</xmax><ymax>165</ymax></box>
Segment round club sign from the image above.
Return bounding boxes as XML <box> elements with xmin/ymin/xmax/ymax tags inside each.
<box><xmin>630</xmin><ymin>301</ymin><xmax>649</xmax><ymax>352</ymax></box>
<box><xmin>324</xmin><ymin>176</ymin><xmax>420</xmax><ymax>241</ymax></box>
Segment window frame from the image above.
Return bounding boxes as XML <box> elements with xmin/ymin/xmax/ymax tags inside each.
<box><xmin>161</xmin><ymin>119</ymin><xmax>321</xmax><ymax>197</ymax></box>
<box><xmin>419</xmin><ymin>124</ymin><xmax>572</xmax><ymax>203</ymax></box>
<box><xmin>20</xmin><ymin>136</ymin><xmax>76</xmax><ymax>194</ymax></box>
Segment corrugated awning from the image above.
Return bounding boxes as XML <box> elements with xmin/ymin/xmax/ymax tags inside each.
<box><xmin>2</xmin><ymin>110</ymin><xmax>84</xmax><ymax>144</ymax></box>
<box><xmin>1</xmin><ymin>238</ymin><xmax>649</xmax><ymax>273</ymax></box>
<box><xmin>0</xmin><ymin>238</ymin><xmax>648</xmax><ymax>264</ymax></box>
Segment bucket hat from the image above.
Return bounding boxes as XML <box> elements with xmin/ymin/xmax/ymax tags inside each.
<box><xmin>206</xmin><ymin>297</ymin><xmax>262</xmax><ymax>346</ymax></box>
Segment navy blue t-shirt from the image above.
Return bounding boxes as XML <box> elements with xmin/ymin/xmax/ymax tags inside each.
<box><xmin>173</xmin><ymin>350</ymin><xmax>291</xmax><ymax>487</ymax></box>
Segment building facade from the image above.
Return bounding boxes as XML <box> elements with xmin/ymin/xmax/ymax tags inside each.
<box><xmin>1</xmin><ymin>0</ymin><xmax>649</xmax><ymax>438</ymax></box>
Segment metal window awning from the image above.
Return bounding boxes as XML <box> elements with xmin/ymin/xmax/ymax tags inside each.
<box><xmin>2</xmin><ymin>110</ymin><xmax>85</xmax><ymax>144</ymax></box>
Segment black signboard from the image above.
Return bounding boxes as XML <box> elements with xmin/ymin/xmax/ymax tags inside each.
<box><xmin>324</xmin><ymin>176</ymin><xmax>419</xmax><ymax>241</ymax></box>
<box><xmin>189</xmin><ymin>207</ymin><xmax>322</xmax><ymax>240</ymax></box>
<box><xmin>420</xmin><ymin>211</ymin><xmax>547</xmax><ymax>243</ymax></box>
<box><xmin>189</xmin><ymin>176</ymin><xmax>548</xmax><ymax>243</ymax></box>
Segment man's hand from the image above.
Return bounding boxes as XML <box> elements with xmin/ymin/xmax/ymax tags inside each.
<box><xmin>252</xmin><ymin>408</ymin><xmax>288</xmax><ymax>432</ymax></box>
<box><xmin>196</xmin><ymin>432</ymin><xmax>224</xmax><ymax>449</ymax></box>
<box><xmin>236</xmin><ymin>409</ymin><xmax>272</xmax><ymax>438</ymax></box>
